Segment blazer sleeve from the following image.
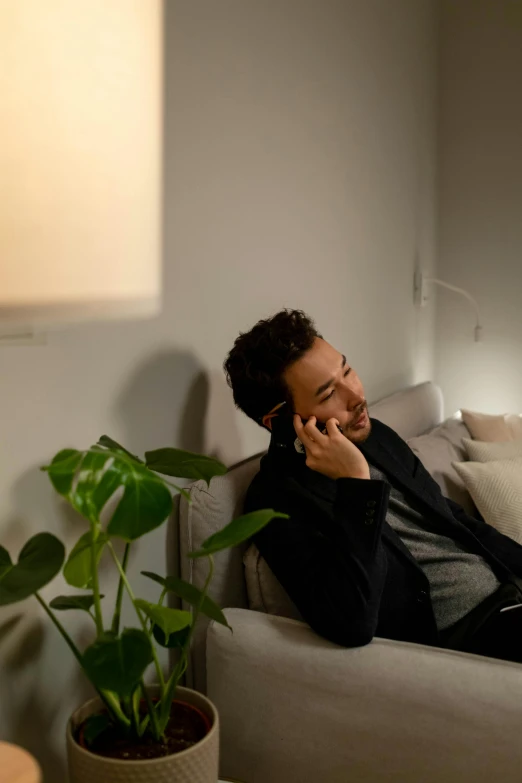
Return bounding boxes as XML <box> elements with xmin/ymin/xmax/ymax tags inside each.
<box><xmin>445</xmin><ymin>496</ymin><xmax>522</xmax><ymax>577</ymax></box>
<box><xmin>249</xmin><ymin>475</ymin><xmax>390</xmax><ymax>648</ymax></box>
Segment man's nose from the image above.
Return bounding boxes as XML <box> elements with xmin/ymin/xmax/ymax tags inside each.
<box><xmin>346</xmin><ymin>390</ymin><xmax>364</xmax><ymax>410</ymax></box>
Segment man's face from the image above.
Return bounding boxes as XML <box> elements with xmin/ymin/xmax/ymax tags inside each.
<box><xmin>283</xmin><ymin>337</ymin><xmax>371</xmax><ymax>444</ymax></box>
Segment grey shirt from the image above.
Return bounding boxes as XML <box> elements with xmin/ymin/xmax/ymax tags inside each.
<box><xmin>369</xmin><ymin>464</ymin><xmax>501</xmax><ymax>630</ymax></box>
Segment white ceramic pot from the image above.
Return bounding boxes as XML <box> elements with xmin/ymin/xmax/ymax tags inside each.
<box><xmin>67</xmin><ymin>686</ymin><xmax>219</xmax><ymax>783</ymax></box>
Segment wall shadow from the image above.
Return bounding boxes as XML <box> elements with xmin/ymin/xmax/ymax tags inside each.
<box><xmin>203</xmin><ymin>369</ymin><xmax>244</xmax><ymax>466</ymax></box>
<box><xmin>113</xmin><ymin>349</ymin><xmax>210</xmax><ymax>456</ymax></box>
<box><xmin>10</xmin><ymin>463</ymin><xmax>87</xmax><ymax>543</ymax></box>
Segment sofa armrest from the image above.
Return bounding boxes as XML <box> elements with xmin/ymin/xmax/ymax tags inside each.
<box><xmin>207</xmin><ymin>608</ymin><xmax>522</xmax><ymax>783</ymax></box>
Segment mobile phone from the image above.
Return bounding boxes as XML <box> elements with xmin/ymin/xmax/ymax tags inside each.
<box><xmin>271</xmin><ymin>414</ymin><xmax>342</xmax><ymax>450</ymax></box>
<box><xmin>302</xmin><ymin>418</ymin><xmax>343</xmax><ymax>435</ymax></box>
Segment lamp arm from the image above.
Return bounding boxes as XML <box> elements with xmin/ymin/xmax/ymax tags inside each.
<box><xmin>426</xmin><ymin>277</ymin><xmax>482</xmax><ymax>341</ymax></box>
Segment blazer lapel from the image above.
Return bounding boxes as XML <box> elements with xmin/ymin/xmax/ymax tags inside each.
<box><xmin>360</xmin><ymin>437</ymin><xmax>422</xmax><ymax>496</ymax></box>
<box><xmin>361</xmin><ymin>434</ymin><xmax>456</xmax><ymax>511</ymax></box>
<box><xmin>360</xmin><ymin>430</ymin><xmax>476</xmax><ymax>546</ymax></box>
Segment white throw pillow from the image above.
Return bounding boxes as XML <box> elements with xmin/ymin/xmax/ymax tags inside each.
<box><xmin>408</xmin><ymin>418</ymin><xmax>475</xmax><ymax>514</ymax></box>
<box><xmin>453</xmin><ymin>458</ymin><xmax>522</xmax><ymax>545</ymax></box>
<box><xmin>464</xmin><ymin>438</ymin><xmax>522</xmax><ymax>463</ymax></box>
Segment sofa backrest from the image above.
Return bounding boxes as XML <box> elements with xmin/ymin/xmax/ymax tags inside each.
<box><xmin>369</xmin><ymin>381</ymin><xmax>443</xmax><ymax>440</ymax></box>
<box><xmin>172</xmin><ymin>454</ymin><xmax>263</xmax><ymax>690</ymax></box>
<box><xmin>171</xmin><ymin>381</ymin><xmax>444</xmax><ymax>691</ymax></box>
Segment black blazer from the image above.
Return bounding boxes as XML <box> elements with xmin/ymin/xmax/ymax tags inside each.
<box><xmin>244</xmin><ymin>417</ymin><xmax>522</xmax><ymax>648</ymax></box>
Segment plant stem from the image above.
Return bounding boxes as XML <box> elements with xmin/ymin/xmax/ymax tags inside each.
<box><xmin>111</xmin><ymin>543</ymin><xmax>131</xmax><ymax>634</ymax></box>
<box><xmin>107</xmin><ymin>542</ymin><xmax>165</xmax><ymax>692</ymax></box>
<box><xmin>185</xmin><ymin>554</ymin><xmax>214</xmax><ymax>663</ymax></box>
<box><xmin>157</xmin><ymin>587</ymin><xmax>168</xmax><ymax>607</ymax></box>
<box><xmin>100</xmin><ymin>692</ymin><xmax>131</xmax><ymax>729</ymax></box>
<box><xmin>35</xmin><ymin>593</ymin><xmax>130</xmax><ymax>729</ymax></box>
<box><xmin>158</xmin><ymin>555</ymin><xmax>214</xmax><ymax>734</ymax></box>
<box><xmin>140</xmin><ymin>680</ymin><xmax>161</xmax><ymax>740</ymax></box>
<box><xmin>138</xmin><ymin>714</ymin><xmax>150</xmax><ymax>736</ymax></box>
<box><xmin>36</xmin><ymin>592</ymin><xmax>85</xmax><ymax>668</ymax></box>
<box><xmin>131</xmin><ymin>687</ymin><xmax>144</xmax><ymax>737</ymax></box>
<box><xmin>161</xmin><ymin>479</ymin><xmax>191</xmax><ymax>501</ymax></box>
<box><xmin>90</xmin><ymin>529</ymin><xmax>104</xmax><ymax>633</ymax></box>
<box><xmin>143</xmin><ymin>587</ymin><xmax>168</xmax><ymax>633</ymax></box>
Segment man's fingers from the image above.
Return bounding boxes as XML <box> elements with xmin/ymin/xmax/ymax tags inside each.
<box><xmin>325</xmin><ymin>418</ymin><xmax>341</xmax><ymax>437</ymax></box>
<box><xmin>303</xmin><ymin>416</ymin><xmax>328</xmax><ymax>442</ymax></box>
<box><xmin>293</xmin><ymin>414</ymin><xmax>308</xmax><ymax>442</ymax></box>
<box><xmin>294</xmin><ymin>415</ymin><xmax>320</xmax><ymax>448</ymax></box>
<box><xmin>294</xmin><ymin>414</ymin><xmax>315</xmax><ymax>448</ymax></box>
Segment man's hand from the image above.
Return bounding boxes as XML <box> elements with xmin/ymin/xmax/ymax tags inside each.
<box><xmin>294</xmin><ymin>415</ymin><xmax>370</xmax><ymax>480</ymax></box>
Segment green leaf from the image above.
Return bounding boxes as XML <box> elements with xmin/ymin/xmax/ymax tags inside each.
<box><xmin>152</xmin><ymin>623</ymin><xmax>190</xmax><ymax>649</ymax></box>
<box><xmin>102</xmin><ymin>457</ymin><xmax>173</xmax><ymax>542</ymax></box>
<box><xmin>145</xmin><ymin>448</ymin><xmax>227</xmax><ymax>484</ymax></box>
<box><xmin>83</xmin><ymin>714</ymin><xmax>111</xmax><ymax>747</ymax></box>
<box><xmin>140</xmin><ymin>571</ymin><xmax>166</xmax><ymax>589</ymax></box>
<box><xmin>83</xmin><ymin>628</ymin><xmax>153</xmax><ymax>698</ymax></box>
<box><xmin>142</xmin><ymin>571</ymin><xmax>230</xmax><ymax>628</ymax></box>
<box><xmin>135</xmin><ymin>599</ymin><xmax>192</xmax><ymax>642</ymax></box>
<box><xmin>0</xmin><ymin>547</ymin><xmax>12</xmax><ymax>581</ymax></box>
<box><xmin>42</xmin><ymin>449</ymin><xmax>83</xmax><ymax>496</ymax></box>
<box><xmin>64</xmin><ymin>531</ymin><xmax>108</xmax><ymax>589</ymax></box>
<box><xmin>97</xmin><ymin>436</ymin><xmax>143</xmax><ymax>463</ymax></box>
<box><xmin>45</xmin><ymin>441</ymin><xmax>173</xmax><ymax>541</ymax></box>
<box><xmin>50</xmin><ymin>594</ymin><xmax>103</xmax><ymax>612</ymax></box>
<box><xmin>188</xmin><ymin>509</ymin><xmax>289</xmax><ymax>558</ymax></box>
<box><xmin>71</xmin><ymin>450</ymin><xmax>113</xmax><ymax>521</ymax></box>
<box><xmin>0</xmin><ymin>534</ymin><xmax>65</xmax><ymax>606</ymax></box>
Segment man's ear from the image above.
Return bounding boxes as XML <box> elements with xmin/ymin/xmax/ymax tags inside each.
<box><xmin>261</xmin><ymin>401</ymin><xmax>287</xmax><ymax>431</ymax></box>
<box><xmin>261</xmin><ymin>413</ymin><xmax>275</xmax><ymax>430</ymax></box>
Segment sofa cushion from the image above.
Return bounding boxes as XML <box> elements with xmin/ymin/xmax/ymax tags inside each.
<box><xmin>407</xmin><ymin>418</ymin><xmax>475</xmax><ymax>515</ymax></box>
<box><xmin>464</xmin><ymin>438</ymin><xmax>522</xmax><ymax>463</ymax></box>
<box><xmin>461</xmin><ymin>410</ymin><xmax>522</xmax><ymax>442</ymax></box>
<box><xmin>178</xmin><ymin>453</ymin><xmax>263</xmax><ymax>691</ymax></box>
<box><xmin>244</xmin><ymin>543</ymin><xmax>301</xmax><ymax>620</ymax></box>
<box><xmin>454</xmin><ymin>458</ymin><xmax>522</xmax><ymax>546</ymax></box>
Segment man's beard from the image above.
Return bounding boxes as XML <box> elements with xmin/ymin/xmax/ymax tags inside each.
<box><xmin>343</xmin><ymin>403</ymin><xmax>371</xmax><ymax>443</ymax></box>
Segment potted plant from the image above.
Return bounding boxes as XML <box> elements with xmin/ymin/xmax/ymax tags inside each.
<box><xmin>0</xmin><ymin>435</ymin><xmax>285</xmax><ymax>783</ymax></box>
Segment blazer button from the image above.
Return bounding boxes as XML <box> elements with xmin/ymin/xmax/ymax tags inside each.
<box><xmin>417</xmin><ymin>590</ymin><xmax>428</xmax><ymax>603</ymax></box>
<box><xmin>364</xmin><ymin>517</ymin><xmax>374</xmax><ymax>525</ymax></box>
<box><xmin>367</xmin><ymin>500</ymin><xmax>377</xmax><ymax>507</ymax></box>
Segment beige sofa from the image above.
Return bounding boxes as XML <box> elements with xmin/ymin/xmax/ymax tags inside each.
<box><xmin>170</xmin><ymin>382</ymin><xmax>522</xmax><ymax>783</ymax></box>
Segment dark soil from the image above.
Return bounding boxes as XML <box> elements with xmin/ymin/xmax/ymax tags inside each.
<box><xmin>79</xmin><ymin>700</ymin><xmax>210</xmax><ymax>761</ymax></box>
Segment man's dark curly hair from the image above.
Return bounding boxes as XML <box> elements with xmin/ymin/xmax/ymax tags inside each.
<box><xmin>224</xmin><ymin>309</ymin><xmax>321</xmax><ymax>426</ymax></box>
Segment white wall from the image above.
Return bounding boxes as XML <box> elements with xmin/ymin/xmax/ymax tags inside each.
<box><xmin>436</xmin><ymin>0</ymin><xmax>522</xmax><ymax>415</ymax></box>
<box><xmin>0</xmin><ymin>1</ymin><xmax>437</xmax><ymax>779</ymax></box>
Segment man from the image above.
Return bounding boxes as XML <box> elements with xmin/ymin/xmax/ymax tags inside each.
<box><xmin>224</xmin><ymin>309</ymin><xmax>522</xmax><ymax>662</ymax></box>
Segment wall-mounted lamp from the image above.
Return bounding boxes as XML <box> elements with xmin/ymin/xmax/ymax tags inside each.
<box><xmin>414</xmin><ymin>271</ymin><xmax>483</xmax><ymax>342</ymax></box>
